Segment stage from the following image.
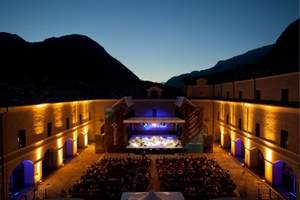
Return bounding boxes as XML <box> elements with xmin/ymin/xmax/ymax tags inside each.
<box><xmin>126</xmin><ymin>134</ymin><xmax>184</xmax><ymax>154</ymax></box>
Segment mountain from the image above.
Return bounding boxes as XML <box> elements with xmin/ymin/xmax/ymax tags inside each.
<box><xmin>200</xmin><ymin>18</ymin><xmax>300</xmax><ymax>85</ymax></box>
<box><xmin>164</xmin><ymin>70</ymin><xmax>210</xmax><ymax>89</ymax></box>
<box><xmin>165</xmin><ymin>44</ymin><xmax>273</xmax><ymax>88</ymax></box>
<box><xmin>165</xmin><ymin>19</ymin><xmax>300</xmax><ymax>88</ymax></box>
<box><xmin>0</xmin><ymin>33</ymin><xmax>181</xmax><ymax>106</ymax></box>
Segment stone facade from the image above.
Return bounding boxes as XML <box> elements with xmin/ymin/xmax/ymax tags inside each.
<box><xmin>0</xmin><ymin>99</ymin><xmax>117</xmax><ymax>199</ymax></box>
<box><xmin>186</xmin><ymin>72</ymin><xmax>300</xmax><ymax>199</ymax></box>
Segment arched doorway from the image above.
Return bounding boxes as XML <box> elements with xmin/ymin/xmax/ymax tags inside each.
<box><xmin>234</xmin><ymin>138</ymin><xmax>245</xmax><ymax>162</ymax></box>
<box><xmin>272</xmin><ymin>160</ymin><xmax>297</xmax><ymax>199</ymax></box>
<box><xmin>150</xmin><ymin>90</ymin><xmax>159</xmax><ymax>98</ymax></box>
<box><xmin>63</xmin><ymin>138</ymin><xmax>73</xmax><ymax>162</ymax></box>
<box><xmin>282</xmin><ymin>163</ymin><xmax>297</xmax><ymax>198</ymax></box>
<box><xmin>255</xmin><ymin>149</ymin><xmax>265</xmax><ymax>178</ymax></box>
<box><xmin>147</xmin><ymin>87</ymin><xmax>162</xmax><ymax>98</ymax></box>
<box><xmin>215</xmin><ymin>130</ymin><xmax>221</xmax><ymax>143</ymax></box>
<box><xmin>78</xmin><ymin>132</ymin><xmax>88</xmax><ymax>148</ymax></box>
<box><xmin>9</xmin><ymin>160</ymin><xmax>34</xmax><ymax>199</ymax></box>
<box><xmin>42</xmin><ymin>149</ymin><xmax>55</xmax><ymax>179</ymax></box>
<box><xmin>101</xmin><ymin>125</ymin><xmax>105</xmax><ymax>134</ymax></box>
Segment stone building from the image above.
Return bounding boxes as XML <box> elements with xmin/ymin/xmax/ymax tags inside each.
<box><xmin>185</xmin><ymin>71</ymin><xmax>299</xmax><ymax>199</ymax></box>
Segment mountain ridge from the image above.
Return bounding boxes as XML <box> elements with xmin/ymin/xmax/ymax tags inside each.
<box><xmin>165</xmin><ymin>18</ymin><xmax>299</xmax><ymax>88</ymax></box>
<box><xmin>0</xmin><ymin>33</ymin><xmax>181</xmax><ymax>106</ymax></box>
<box><xmin>165</xmin><ymin>44</ymin><xmax>273</xmax><ymax>88</ymax></box>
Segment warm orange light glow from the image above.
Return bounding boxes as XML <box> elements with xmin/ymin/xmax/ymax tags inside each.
<box><xmin>265</xmin><ymin>161</ymin><xmax>273</xmax><ymax>184</ymax></box>
<box><xmin>33</xmin><ymin>105</ymin><xmax>46</xmax><ymax>134</ymax></box>
<box><xmin>84</xmin><ymin>133</ymin><xmax>88</xmax><ymax>146</ymax></box>
<box><xmin>36</xmin><ymin>103</ymin><xmax>48</xmax><ymax>108</ymax></box>
<box><xmin>265</xmin><ymin>147</ymin><xmax>273</xmax><ymax>162</ymax></box>
<box><xmin>73</xmin><ymin>140</ymin><xmax>78</xmax><ymax>155</ymax></box>
<box><xmin>82</xmin><ymin>101</ymin><xmax>89</xmax><ymax>120</ymax></box>
<box><xmin>57</xmin><ymin>138</ymin><xmax>63</xmax><ymax>149</ymax></box>
<box><xmin>262</xmin><ymin>109</ymin><xmax>277</xmax><ymax>142</ymax></box>
<box><xmin>244</xmin><ymin>103</ymin><xmax>252</xmax><ymax>107</ymax></box>
<box><xmin>36</xmin><ymin>147</ymin><xmax>43</xmax><ymax>161</ymax></box>
<box><xmin>73</xmin><ymin>130</ymin><xmax>78</xmax><ymax>141</ymax></box>
<box><xmin>34</xmin><ymin>161</ymin><xmax>42</xmax><ymax>182</ymax></box>
<box><xmin>229</xmin><ymin>103</ymin><xmax>235</xmax><ymax>126</ymax></box>
<box><xmin>246</xmin><ymin>138</ymin><xmax>251</xmax><ymax>149</ymax></box>
<box><xmin>71</xmin><ymin>102</ymin><xmax>78</xmax><ymax>124</ymax></box>
<box><xmin>54</xmin><ymin>103</ymin><xmax>63</xmax><ymax>128</ymax></box>
<box><xmin>57</xmin><ymin>148</ymin><xmax>64</xmax><ymax>166</ymax></box>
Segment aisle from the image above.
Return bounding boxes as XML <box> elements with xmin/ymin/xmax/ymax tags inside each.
<box><xmin>148</xmin><ymin>156</ymin><xmax>160</xmax><ymax>191</ymax></box>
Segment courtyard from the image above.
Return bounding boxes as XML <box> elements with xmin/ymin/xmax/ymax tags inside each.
<box><xmin>33</xmin><ymin>143</ymin><xmax>282</xmax><ymax>200</ymax></box>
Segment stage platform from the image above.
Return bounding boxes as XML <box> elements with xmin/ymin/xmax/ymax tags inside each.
<box><xmin>123</xmin><ymin>117</ymin><xmax>185</xmax><ymax>124</ymax></box>
<box><xmin>126</xmin><ymin>134</ymin><xmax>184</xmax><ymax>154</ymax></box>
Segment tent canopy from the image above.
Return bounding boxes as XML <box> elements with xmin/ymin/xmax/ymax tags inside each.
<box><xmin>121</xmin><ymin>192</ymin><xmax>185</xmax><ymax>200</ymax></box>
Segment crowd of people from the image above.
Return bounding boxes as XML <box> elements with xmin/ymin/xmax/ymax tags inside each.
<box><xmin>69</xmin><ymin>156</ymin><xmax>151</xmax><ymax>200</ymax></box>
<box><xmin>156</xmin><ymin>156</ymin><xmax>236</xmax><ymax>199</ymax></box>
<box><xmin>69</xmin><ymin>155</ymin><xmax>236</xmax><ymax>200</ymax></box>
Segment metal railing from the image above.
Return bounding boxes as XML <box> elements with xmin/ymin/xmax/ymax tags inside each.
<box><xmin>257</xmin><ymin>182</ymin><xmax>287</xmax><ymax>200</ymax></box>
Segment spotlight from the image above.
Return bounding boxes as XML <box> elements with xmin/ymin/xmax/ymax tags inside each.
<box><xmin>151</xmin><ymin>123</ymin><xmax>157</xmax><ymax>128</ymax></box>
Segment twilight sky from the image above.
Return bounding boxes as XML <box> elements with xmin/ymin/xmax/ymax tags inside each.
<box><xmin>0</xmin><ymin>0</ymin><xmax>298</xmax><ymax>82</ymax></box>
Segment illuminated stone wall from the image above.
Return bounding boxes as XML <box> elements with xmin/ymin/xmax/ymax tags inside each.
<box><xmin>1</xmin><ymin>99</ymin><xmax>117</xmax><ymax>199</ymax></box>
<box><xmin>186</xmin><ymin>72</ymin><xmax>299</xmax><ymax>102</ymax></box>
<box><xmin>192</xmin><ymin>99</ymin><xmax>299</xmax><ymax>190</ymax></box>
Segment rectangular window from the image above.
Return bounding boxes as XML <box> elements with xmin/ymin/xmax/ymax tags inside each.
<box><xmin>18</xmin><ymin>130</ymin><xmax>26</xmax><ymax>149</ymax></box>
<box><xmin>66</xmin><ymin>118</ymin><xmax>70</xmax><ymax>130</ymax></box>
<box><xmin>238</xmin><ymin>118</ymin><xmax>242</xmax><ymax>130</ymax></box>
<box><xmin>226</xmin><ymin>91</ymin><xmax>230</xmax><ymax>99</ymax></box>
<box><xmin>226</xmin><ymin>114</ymin><xmax>229</xmax><ymax>124</ymax></box>
<box><xmin>47</xmin><ymin>122</ymin><xmax>52</xmax><ymax>137</ymax></box>
<box><xmin>239</xmin><ymin>91</ymin><xmax>243</xmax><ymax>100</ymax></box>
<box><xmin>281</xmin><ymin>89</ymin><xmax>288</xmax><ymax>102</ymax></box>
<box><xmin>255</xmin><ymin>123</ymin><xmax>260</xmax><ymax>137</ymax></box>
<box><xmin>79</xmin><ymin>114</ymin><xmax>82</xmax><ymax>124</ymax></box>
<box><xmin>255</xmin><ymin>90</ymin><xmax>261</xmax><ymax>100</ymax></box>
<box><xmin>280</xmin><ymin>130</ymin><xmax>288</xmax><ymax>149</ymax></box>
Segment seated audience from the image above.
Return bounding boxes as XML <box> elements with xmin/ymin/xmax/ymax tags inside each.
<box><xmin>69</xmin><ymin>156</ymin><xmax>151</xmax><ymax>200</ymax></box>
<box><xmin>156</xmin><ymin>156</ymin><xmax>236</xmax><ymax>199</ymax></box>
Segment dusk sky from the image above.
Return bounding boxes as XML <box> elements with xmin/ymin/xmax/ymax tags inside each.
<box><xmin>0</xmin><ymin>0</ymin><xmax>298</xmax><ymax>82</ymax></box>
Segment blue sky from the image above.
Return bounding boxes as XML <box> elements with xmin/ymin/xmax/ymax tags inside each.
<box><xmin>0</xmin><ymin>0</ymin><xmax>298</xmax><ymax>82</ymax></box>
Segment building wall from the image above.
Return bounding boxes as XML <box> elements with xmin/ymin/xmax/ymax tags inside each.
<box><xmin>133</xmin><ymin>99</ymin><xmax>176</xmax><ymax>117</ymax></box>
<box><xmin>191</xmin><ymin>99</ymin><xmax>300</xmax><ymax>196</ymax></box>
<box><xmin>0</xmin><ymin>99</ymin><xmax>116</xmax><ymax>199</ymax></box>
<box><xmin>222</xmin><ymin>82</ymin><xmax>234</xmax><ymax>99</ymax></box>
<box><xmin>234</xmin><ymin>79</ymin><xmax>254</xmax><ymax>100</ymax></box>
<box><xmin>0</xmin><ymin>161</ymin><xmax>2</xmax><ymax>200</ymax></box>
<box><xmin>214</xmin><ymin>84</ymin><xmax>223</xmax><ymax>98</ymax></box>
<box><xmin>1</xmin><ymin>94</ymin><xmax>299</xmax><ymax>198</ymax></box>
<box><xmin>190</xmin><ymin>100</ymin><xmax>214</xmax><ymax>136</ymax></box>
<box><xmin>92</xmin><ymin>100</ymin><xmax>118</xmax><ymax>141</ymax></box>
<box><xmin>186</xmin><ymin>72</ymin><xmax>300</xmax><ymax>103</ymax></box>
<box><xmin>255</xmin><ymin>73</ymin><xmax>299</xmax><ymax>102</ymax></box>
<box><xmin>185</xmin><ymin>85</ymin><xmax>212</xmax><ymax>98</ymax></box>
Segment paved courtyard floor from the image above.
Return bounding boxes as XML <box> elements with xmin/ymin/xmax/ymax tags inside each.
<box><xmin>35</xmin><ymin>143</ymin><xmax>279</xmax><ymax>200</ymax></box>
<box><xmin>36</xmin><ymin>144</ymin><xmax>104</xmax><ymax>199</ymax></box>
